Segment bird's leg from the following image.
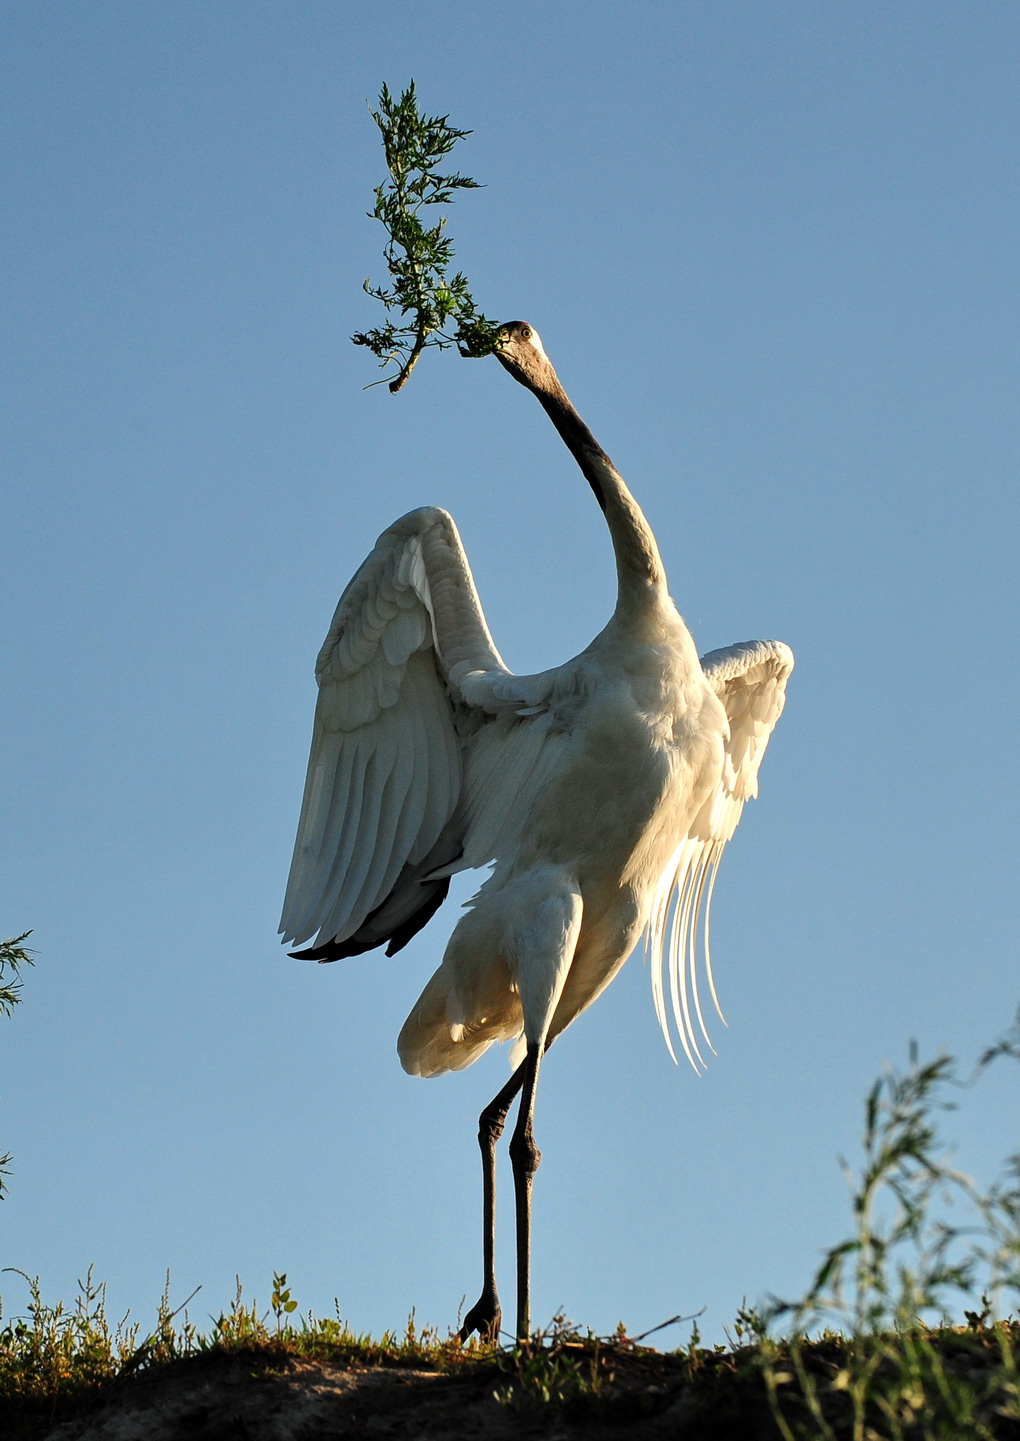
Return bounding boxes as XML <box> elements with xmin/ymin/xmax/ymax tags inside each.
<box><xmin>459</xmin><ymin>1059</ymin><xmax>528</xmax><ymax>1344</ymax></box>
<box><xmin>463</xmin><ymin>879</ymin><xmax>578</xmax><ymax>1345</ymax></box>
<box><xmin>508</xmin><ymin>1039</ymin><xmax>544</xmax><ymax>1343</ymax></box>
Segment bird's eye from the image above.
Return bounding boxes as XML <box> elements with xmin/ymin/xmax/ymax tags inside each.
<box><xmin>520</xmin><ymin>326</ymin><xmax>532</xmax><ymax>340</ymax></box>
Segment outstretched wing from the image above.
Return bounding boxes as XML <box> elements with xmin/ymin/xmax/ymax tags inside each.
<box><xmin>279</xmin><ymin>507</ymin><xmax>512</xmax><ymax>960</ymax></box>
<box><xmin>700</xmin><ymin>639</ymin><xmax>795</xmax><ymax>822</ymax></box>
<box><xmin>646</xmin><ymin>638</ymin><xmax>794</xmax><ymax>1069</ymax></box>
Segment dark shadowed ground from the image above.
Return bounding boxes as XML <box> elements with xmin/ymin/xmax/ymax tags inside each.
<box><xmin>11</xmin><ymin>1327</ymin><xmax>1020</xmax><ymax>1440</ymax></box>
<box><xmin>9</xmin><ymin>1343</ymin><xmax>780</xmax><ymax>1441</ymax></box>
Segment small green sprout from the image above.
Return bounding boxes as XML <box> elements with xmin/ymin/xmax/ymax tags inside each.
<box><xmin>352</xmin><ymin>82</ymin><xmax>504</xmax><ymax>393</ymax></box>
<box><xmin>270</xmin><ymin>1272</ymin><xmax>298</xmax><ymax>1330</ymax></box>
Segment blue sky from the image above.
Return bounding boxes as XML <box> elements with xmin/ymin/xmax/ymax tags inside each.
<box><xmin>3</xmin><ymin>2</ymin><xmax>1018</xmax><ymax>1344</ymax></box>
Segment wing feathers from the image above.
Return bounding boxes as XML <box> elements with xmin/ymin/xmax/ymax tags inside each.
<box><xmin>646</xmin><ymin>639</ymin><xmax>793</xmax><ymax>1067</ymax></box>
<box><xmin>455</xmin><ymin>707</ymin><xmax>570</xmax><ymax>871</ymax></box>
<box><xmin>284</xmin><ymin>507</ymin><xmax>794</xmax><ymax>1060</ymax></box>
<box><xmin>280</xmin><ymin>508</ymin><xmax>521</xmax><ymax>957</ymax></box>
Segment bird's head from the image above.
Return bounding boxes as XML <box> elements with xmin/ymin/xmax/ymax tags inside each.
<box><xmin>493</xmin><ymin>321</ymin><xmax>555</xmax><ymax>392</ymax></box>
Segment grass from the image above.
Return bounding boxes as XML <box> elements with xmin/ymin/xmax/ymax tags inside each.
<box><xmin>0</xmin><ymin>1269</ymin><xmax>485</xmax><ymax>1439</ymax></box>
<box><xmin>0</xmin><ymin>1277</ymin><xmax>761</xmax><ymax>1438</ymax></box>
<box><xmin>0</xmin><ymin>1269</ymin><xmax>473</xmax><ymax>1393</ymax></box>
<box><xmin>2</xmin><ymin>1019</ymin><xmax>1019</xmax><ymax>1439</ymax></box>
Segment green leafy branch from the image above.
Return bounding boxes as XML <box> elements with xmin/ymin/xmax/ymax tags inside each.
<box><xmin>0</xmin><ymin>932</ymin><xmax>33</xmax><ymax>1019</ymax></box>
<box><xmin>1</xmin><ymin>932</ymin><xmax>33</xmax><ymax>1199</ymax></box>
<box><xmin>352</xmin><ymin>81</ymin><xmax>504</xmax><ymax>393</ymax></box>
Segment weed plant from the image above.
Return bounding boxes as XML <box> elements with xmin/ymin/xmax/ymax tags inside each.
<box><xmin>759</xmin><ymin>1017</ymin><xmax>1020</xmax><ymax>1440</ymax></box>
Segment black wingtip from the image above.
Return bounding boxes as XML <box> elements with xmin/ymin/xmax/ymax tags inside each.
<box><xmin>384</xmin><ymin>876</ymin><xmax>451</xmax><ymax>956</ymax></box>
<box><xmin>287</xmin><ymin>876</ymin><xmax>453</xmax><ymax>964</ymax></box>
<box><xmin>287</xmin><ymin>936</ymin><xmax>380</xmax><ymax>962</ymax></box>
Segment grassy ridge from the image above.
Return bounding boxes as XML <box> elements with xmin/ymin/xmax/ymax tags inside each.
<box><xmin>3</xmin><ymin>1026</ymin><xmax>1019</xmax><ymax>1438</ymax></box>
<box><xmin>1</xmin><ymin>1278</ymin><xmax>1017</xmax><ymax>1440</ymax></box>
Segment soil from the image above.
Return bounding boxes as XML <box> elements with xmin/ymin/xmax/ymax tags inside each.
<box><xmin>21</xmin><ymin>1343</ymin><xmax>778</xmax><ymax>1441</ymax></box>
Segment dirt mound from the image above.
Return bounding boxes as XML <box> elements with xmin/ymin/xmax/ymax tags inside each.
<box><xmin>36</xmin><ymin>1344</ymin><xmax>769</xmax><ymax>1440</ymax></box>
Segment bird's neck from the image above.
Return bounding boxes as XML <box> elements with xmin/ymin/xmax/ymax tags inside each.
<box><xmin>534</xmin><ymin>377</ymin><xmax>668</xmax><ymax>620</ymax></box>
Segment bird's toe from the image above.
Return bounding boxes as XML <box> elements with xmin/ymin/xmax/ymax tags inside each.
<box><xmin>460</xmin><ymin>1290</ymin><xmax>502</xmax><ymax>1344</ymax></box>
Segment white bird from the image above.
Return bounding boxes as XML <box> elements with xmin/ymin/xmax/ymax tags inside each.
<box><xmin>280</xmin><ymin>322</ymin><xmax>793</xmax><ymax>1343</ymax></box>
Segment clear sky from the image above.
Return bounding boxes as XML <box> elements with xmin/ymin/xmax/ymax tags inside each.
<box><xmin>3</xmin><ymin>2</ymin><xmax>1018</xmax><ymax>1345</ymax></box>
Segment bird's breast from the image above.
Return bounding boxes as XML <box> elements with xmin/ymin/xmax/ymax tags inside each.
<box><xmin>518</xmin><ymin>664</ymin><xmax>725</xmax><ymax>898</ymax></box>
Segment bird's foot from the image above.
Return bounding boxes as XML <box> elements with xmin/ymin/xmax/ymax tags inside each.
<box><xmin>459</xmin><ymin>1288</ymin><xmax>502</xmax><ymax>1344</ymax></box>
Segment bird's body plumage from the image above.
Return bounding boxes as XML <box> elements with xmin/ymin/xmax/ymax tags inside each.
<box><xmin>280</xmin><ymin>323</ymin><xmax>793</xmax><ymax>1338</ymax></box>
